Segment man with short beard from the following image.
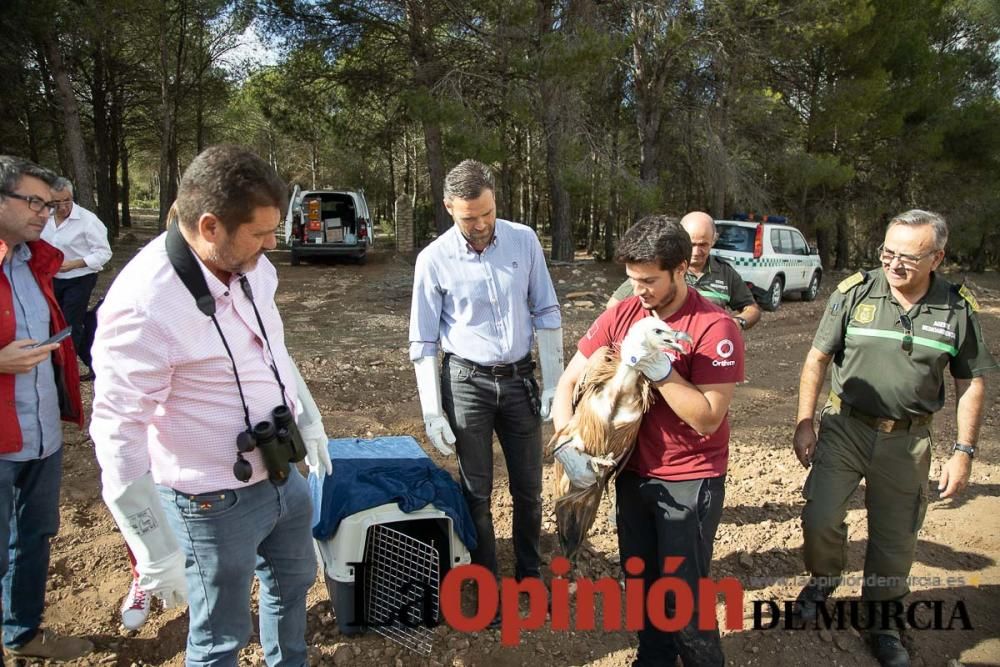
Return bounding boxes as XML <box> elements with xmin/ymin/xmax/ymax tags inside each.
<box><xmin>607</xmin><ymin>212</ymin><xmax>761</xmax><ymax>331</ymax></box>
<box><xmin>554</xmin><ymin>216</ymin><xmax>742</xmax><ymax>666</ymax></box>
<box><xmin>90</xmin><ymin>145</ymin><xmax>333</xmax><ymax>666</ymax></box>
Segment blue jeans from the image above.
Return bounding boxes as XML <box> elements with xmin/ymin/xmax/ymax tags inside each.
<box><xmin>0</xmin><ymin>448</ymin><xmax>63</xmax><ymax>648</ymax></box>
<box><xmin>441</xmin><ymin>355</ymin><xmax>543</xmax><ymax>580</ymax></box>
<box><xmin>159</xmin><ymin>467</ymin><xmax>315</xmax><ymax>667</ymax></box>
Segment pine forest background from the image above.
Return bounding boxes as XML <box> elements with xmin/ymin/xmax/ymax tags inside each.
<box><xmin>1</xmin><ymin>0</ymin><xmax>998</xmax><ymax>270</ymax></box>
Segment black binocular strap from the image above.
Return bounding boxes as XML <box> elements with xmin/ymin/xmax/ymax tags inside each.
<box><xmin>237</xmin><ymin>275</ymin><xmax>289</xmax><ymax>407</ymax></box>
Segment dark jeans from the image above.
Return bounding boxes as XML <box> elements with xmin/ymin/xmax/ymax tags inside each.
<box><xmin>53</xmin><ymin>273</ymin><xmax>98</xmax><ymax>366</ymax></box>
<box><xmin>441</xmin><ymin>355</ymin><xmax>542</xmax><ymax>580</ymax></box>
<box><xmin>615</xmin><ymin>472</ymin><xmax>726</xmax><ymax>667</ymax></box>
<box><xmin>0</xmin><ymin>448</ymin><xmax>63</xmax><ymax>649</ymax></box>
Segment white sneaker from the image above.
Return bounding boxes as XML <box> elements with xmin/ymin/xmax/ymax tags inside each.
<box><xmin>121</xmin><ymin>577</ymin><xmax>151</xmax><ymax>630</ymax></box>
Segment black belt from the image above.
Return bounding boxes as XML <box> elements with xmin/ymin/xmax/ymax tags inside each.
<box><xmin>828</xmin><ymin>392</ymin><xmax>932</xmax><ymax>433</ymax></box>
<box><xmin>444</xmin><ymin>353</ymin><xmax>535</xmax><ymax>377</ymax></box>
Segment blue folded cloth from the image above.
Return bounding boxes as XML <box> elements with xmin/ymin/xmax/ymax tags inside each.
<box><xmin>309</xmin><ymin>436</ymin><xmax>477</xmax><ymax>551</ymax></box>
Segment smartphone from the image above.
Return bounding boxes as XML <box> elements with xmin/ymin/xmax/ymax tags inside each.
<box><xmin>27</xmin><ymin>326</ymin><xmax>72</xmax><ymax>349</ymax></box>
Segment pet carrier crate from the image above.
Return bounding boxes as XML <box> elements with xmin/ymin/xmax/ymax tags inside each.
<box><xmin>310</xmin><ymin>437</ymin><xmax>473</xmax><ymax>654</ymax></box>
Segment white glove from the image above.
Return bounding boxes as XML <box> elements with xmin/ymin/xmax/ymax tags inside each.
<box><xmin>536</xmin><ymin>328</ymin><xmax>564</xmax><ymax>422</ymax></box>
<box><xmin>102</xmin><ymin>473</ymin><xmax>188</xmax><ymax>607</ymax></box>
<box><xmin>620</xmin><ymin>326</ymin><xmax>673</xmax><ymax>382</ymax></box>
<box><xmin>142</xmin><ymin>550</ymin><xmax>188</xmax><ymax>608</ymax></box>
<box><xmin>299</xmin><ymin>420</ymin><xmax>334</xmax><ymax>478</ymax></box>
<box><xmin>292</xmin><ymin>363</ymin><xmax>333</xmax><ymax>477</ymax></box>
<box><xmin>413</xmin><ymin>356</ymin><xmax>456</xmax><ymax>456</ymax></box>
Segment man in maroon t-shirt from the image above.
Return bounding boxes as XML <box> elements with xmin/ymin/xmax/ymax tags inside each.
<box><xmin>553</xmin><ymin>216</ymin><xmax>743</xmax><ymax>667</ymax></box>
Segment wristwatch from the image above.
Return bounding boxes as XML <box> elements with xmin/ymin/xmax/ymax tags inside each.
<box><xmin>734</xmin><ymin>316</ymin><xmax>747</xmax><ymax>330</ymax></box>
<box><xmin>953</xmin><ymin>443</ymin><xmax>976</xmax><ymax>459</ymax></box>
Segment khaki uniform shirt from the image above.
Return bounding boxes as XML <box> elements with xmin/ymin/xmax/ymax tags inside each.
<box><xmin>813</xmin><ymin>269</ymin><xmax>996</xmax><ymax>420</ymax></box>
<box><xmin>612</xmin><ymin>256</ymin><xmax>755</xmax><ymax>310</ymax></box>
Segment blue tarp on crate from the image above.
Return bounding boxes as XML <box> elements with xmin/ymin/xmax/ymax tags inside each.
<box><xmin>309</xmin><ymin>436</ymin><xmax>477</xmax><ymax>550</ymax></box>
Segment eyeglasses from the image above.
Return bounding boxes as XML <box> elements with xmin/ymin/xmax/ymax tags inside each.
<box><xmin>899</xmin><ymin>314</ymin><xmax>913</xmax><ymax>354</ymax></box>
<box><xmin>878</xmin><ymin>244</ymin><xmax>936</xmax><ymax>267</ymax></box>
<box><xmin>1</xmin><ymin>191</ymin><xmax>57</xmax><ymax>214</ymax></box>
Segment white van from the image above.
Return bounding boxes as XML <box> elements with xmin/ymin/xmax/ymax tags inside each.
<box><xmin>284</xmin><ymin>186</ymin><xmax>374</xmax><ymax>265</ymax></box>
<box><xmin>710</xmin><ymin>216</ymin><xmax>822</xmax><ymax>311</ymax></box>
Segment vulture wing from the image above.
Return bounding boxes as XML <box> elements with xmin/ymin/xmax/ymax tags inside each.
<box><xmin>550</xmin><ymin>346</ymin><xmax>654</xmax><ymax>560</ymax></box>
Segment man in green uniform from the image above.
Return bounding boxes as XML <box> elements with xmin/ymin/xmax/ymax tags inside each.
<box><xmin>792</xmin><ymin>209</ymin><xmax>996</xmax><ymax>667</ymax></box>
<box><xmin>607</xmin><ymin>211</ymin><xmax>761</xmax><ymax>331</ymax></box>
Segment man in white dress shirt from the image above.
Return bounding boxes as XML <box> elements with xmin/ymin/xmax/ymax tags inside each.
<box><xmin>41</xmin><ymin>178</ymin><xmax>112</xmax><ymax>379</ymax></box>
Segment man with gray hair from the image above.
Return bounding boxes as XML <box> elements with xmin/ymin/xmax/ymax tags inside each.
<box><xmin>0</xmin><ymin>156</ymin><xmax>91</xmax><ymax>661</ymax></box>
<box><xmin>41</xmin><ymin>178</ymin><xmax>112</xmax><ymax>381</ymax></box>
<box><xmin>792</xmin><ymin>209</ymin><xmax>996</xmax><ymax>666</ymax></box>
<box><xmin>409</xmin><ymin>159</ymin><xmax>563</xmax><ymax>607</ymax></box>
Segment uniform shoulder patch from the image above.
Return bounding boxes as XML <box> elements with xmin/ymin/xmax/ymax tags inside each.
<box><xmin>958</xmin><ymin>284</ymin><xmax>980</xmax><ymax>312</ymax></box>
<box><xmin>837</xmin><ymin>271</ymin><xmax>865</xmax><ymax>293</ymax></box>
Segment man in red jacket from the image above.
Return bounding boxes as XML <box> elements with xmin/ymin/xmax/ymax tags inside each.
<box><xmin>0</xmin><ymin>156</ymin><xmax>89</xmax><ymax>661</ymax></box>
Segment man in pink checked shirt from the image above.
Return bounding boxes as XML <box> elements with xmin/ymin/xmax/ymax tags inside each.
<box><xmin>90</xmin><ymin>145</ymin><xmax>332</xmax><ymax>666</ymax></box>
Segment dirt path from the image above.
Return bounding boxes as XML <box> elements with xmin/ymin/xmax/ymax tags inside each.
<box><xmin>35</xmin><ymin>231</ymin><xmax>1000</xmax><ymax>667</ymax></box>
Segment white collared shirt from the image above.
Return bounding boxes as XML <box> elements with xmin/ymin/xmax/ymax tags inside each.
<box><xmin>42</xmin><ymin>203</ymin><xmax>113</xmax><ymax>279</ymax></box>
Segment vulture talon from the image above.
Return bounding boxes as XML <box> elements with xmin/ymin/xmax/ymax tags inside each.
<box><xmin>590</xmin><ymin>456</ymin><xmax>616</xmax><ymax>471</ymax></box>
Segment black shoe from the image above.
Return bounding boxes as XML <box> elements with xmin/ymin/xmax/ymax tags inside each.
<box><xmin>793</xmin><ymin>577</ymin><xmax>839</xmax><ymax>620</ymax></box>
<box><xmin>870</xmin><ymin>634</ymin><xmax>910</xmax><ymax>667</ymax></box>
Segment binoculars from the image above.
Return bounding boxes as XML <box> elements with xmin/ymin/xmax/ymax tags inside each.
<box><xmin>233</xmin><ymin>405</ymin><xmax>307</xmax><ymax>483</ymax></box>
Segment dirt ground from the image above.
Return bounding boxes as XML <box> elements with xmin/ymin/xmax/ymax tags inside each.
<box><xmin>35</xmin><ymin>226</ymin><xmax>1000</xmax><ymax>667</ymax></box>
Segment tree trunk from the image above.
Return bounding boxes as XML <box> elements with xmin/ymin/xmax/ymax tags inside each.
<box><xmin>40</xmin><ymin>34</ymin><xmax>95</xmax><ymax>208</ymax></box>
<box><xmin>108</xmin><ymin>62</ymin><xmax>124</xmax><ymax>236</ymax></box>
<box><xmin>35</xmin><ymin>53</ymin><xmax>69</xmax><ymax>175</ymax></box>
<box><xmin>541</xmin><ymin>101</ymin><xmax>573</xmax><ymax>261</ymax></box>
<box><xmin>120</xmin><ymin>138</ymin><xmax>132</xmax><ymax>229</ymax></box>
<box><xmin>816</xmin><ymin>227</ymin><xmax>831</xmax><ymax>271</ymax></box>
<box><xmin>631</xmin><ymin>5</ymin><xmax>665</xmax><ymax>190</ymax></box>
<box><xmin>536</xmin><ymin>0</ymin><xmax>573</xmax><ymax>261</ymax></box>
<box><xmin>835</xmin><ymin>213</ymin><xmax>850</xmax><ymax>270</ymax></box>
<box><xmin>386</xmin><ymin>137</ymin><xmax>397</xmax><ymax>208</ymax></box>
<box><xmin>604</xmin><ymin>127</ymin><xmax>620</xmax><ymax>261</ymax></box>
<box><xmin>587</xmin><ymin>152</ymin><xmax>598</xmax><ymax>253</ymax></box>
<box><xmin>523</xmin><ymin>128</ymin><xmax>535</xmax><ymax>230</ymax></box>
<box><xmin>18</xmin><ymin>70</ymin><xmax>41</xmax><ymax>162</ymax></box>
<box><xmin>422</xmin><ymin>120</ymin><xmax>450</xmax><ymax>235</ymax></box>
<box><xmin>157</xmin><ymin>0</ymin><xmax>187</xmax><ymax>231</ymax></box>
<box><xmin>92</xmin><ymin>41</ymin><xmax>116</xmax><ymax>229</ymax></box>
<box><xmin>195</xmin><ymin>20</ymin><xmax>205</xmax><ymax>153</ymax></box>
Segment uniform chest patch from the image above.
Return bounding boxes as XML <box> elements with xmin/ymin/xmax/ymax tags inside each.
<box><xmin>852</xmin><ymin>303</ymin><xmax>876</xmax><ymax>324</ymax></box>
<box><xmin>921</xmin><ymin>323</ymin><xmax>956</xmax><ymax>339</ymax></box>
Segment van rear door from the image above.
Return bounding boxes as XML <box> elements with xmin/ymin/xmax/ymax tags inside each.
<box><xmin>354</xmin><ymin>191</ymin><xmax>374</xmax><ymax>246</ymax></box>
<box><xmin>284</xmin><ymin>184</ymin><xmax>301</xmax><ymax>245</ymax></box>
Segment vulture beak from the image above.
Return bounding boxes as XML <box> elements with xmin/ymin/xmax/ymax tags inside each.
<box><xmin>662</xmin><ymin>330</ymin><xmax>694</xmax><ymax>354</ymax></box>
